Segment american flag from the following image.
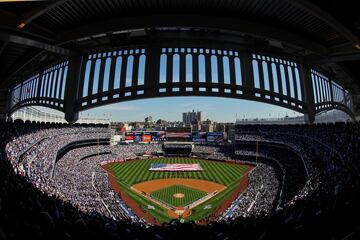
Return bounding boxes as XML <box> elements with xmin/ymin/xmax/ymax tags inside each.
<box><xmin>149</xmin><ymin>163</ymin><xmax>203</xmax><ymax>172</ymax></box>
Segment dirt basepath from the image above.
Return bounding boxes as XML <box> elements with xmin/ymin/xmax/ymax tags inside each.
<box><xmin>132</xmin><ymin>178</ymin><xmax>225</xmax><ymax>194</ymax></box>
<box><xmin>102</xmin><ymin>162</ymin><xmax>255</xmax><ymax>225</ymax></box>
<box><xmin>198</xmin><ymin>164</ymin><xmax>254</xmax><ymax>224</ymax></box>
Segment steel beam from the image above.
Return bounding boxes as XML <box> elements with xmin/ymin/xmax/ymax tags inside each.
<box><xmin>0</xmin><ymin>10</ymin><xmax>55</xmax><ymax>42</ymax></box>
<box><xmin>58</xmin><ymin>14</ymin><xmax>327</xmax><ymax>55</ymax></box>
<box><xmin>19</xmin><ymin>0</ymin><xmax>70</xmax><ymax>27</ymax></box>
<box><xmin>299</xmin><ymin>64</ymin><xmax>315</xmax><ymax>123</ymax></box>
<box><xmin>64</xmin><ymin>55</ymin><xmax>82</xmax><ymax>123</ymax></box>
<box><xmin>8</xmin><ymin>43</ymin><xmax>355</xmax><ymax>123</ymax></box>
<box><xmin>284</xmin><ymin>0</ymin><xmax>359</xmax><ymax>44</ymax></box>
<box><xmin>0</xmin><ymin>33</ymin><xmax>72</xmax><ymax>55</ymax></box>
<box><xmin>239</xmin><ymin>51</ymin><xmax>254</xmax><ymax>97</ymax></box>
<box><xmin>144</xmin><ymin>45</ymin><xmax>161</xmax><ymax>96</ymax></box>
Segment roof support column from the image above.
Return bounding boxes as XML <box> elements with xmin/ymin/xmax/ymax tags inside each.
<box><xmin>144</xmin><ymin>45</ymin><xmax>161</xmax><ymax>97</ymax></box>
<box><xmin>64</xmin><ymin>55</ymin><xmax>83</xmax><ymax>123</ymax></box>
<box><xmin>239</xmin><ymin>51</ymin><xmax>254</xmax><ymax>98</ymax></box>
<box><xmin>299</xmin><ymin>63</ymin><xmax>315</xmax><ymax>123</ymax></box>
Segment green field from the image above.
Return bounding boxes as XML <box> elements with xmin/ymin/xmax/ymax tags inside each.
<box><xmin>151</xmin><ymin>185</ymin><xmax>207</xmax><ymax>207</ymax></box>
<box><xmin>106</xmin><ymin>158</ymin><xmax>250</xmax><ymax>223</ymax></box>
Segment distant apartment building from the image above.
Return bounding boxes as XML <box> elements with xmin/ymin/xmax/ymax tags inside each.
<box><xmin>182</xmin><ymin>110</ymin><xmax>206</xmax><ymax>124</ymax></box>
<box><xmin>200</xmin><ymin>120</ymin><xmax>214</xmax><ymax>132</ymax></box>
<box><xmin>145</xmin><ymin>116</ymin><xmax>153</xmax><ymax>123</ymax></box>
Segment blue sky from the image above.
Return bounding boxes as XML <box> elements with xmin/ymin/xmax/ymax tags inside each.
<box><xmin>77</xmin><ymin>50</ymin><xmax>304</xmax><ymax>122</ymax></box>
<box><xmin>80</xmin><ymin>96</ymin><xmax>302</xmax><ymax>122</ymax></box>
<box><xmin>30</xmin><ymin>50</ymin><xmax>305</xmax><ymax>122</ymax></box>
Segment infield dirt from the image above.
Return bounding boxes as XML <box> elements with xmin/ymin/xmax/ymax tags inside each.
<box><xmin>132</xmin><ymin>178</ymin><xmax>226</xmax><ymax>194</ymax></box>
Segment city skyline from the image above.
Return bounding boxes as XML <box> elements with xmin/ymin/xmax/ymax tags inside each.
<box><xmin>25</xmin><ymin>96</ymin><xmax>304</xmax><ymax>123</ymax></box>
<box><xmin>79</xmin><ymin>96</ymin><xmax>303</xmax><ymax>122</ymax></box>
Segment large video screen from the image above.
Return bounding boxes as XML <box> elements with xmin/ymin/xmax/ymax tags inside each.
<box><xmin>125</xmin><ymin>131</ymin><xmax>166</xmax><ymax>142</ymax></box>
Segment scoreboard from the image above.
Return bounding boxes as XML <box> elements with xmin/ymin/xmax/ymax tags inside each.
<box><xmin>125</xmin><ymin>131</ymin><xmax>166</xmax><ymax>142</ymax></box>
<box><xmin>124</xmin><ymin>131</ymin><xmax>224</xmax><ymax>143</ymax></box>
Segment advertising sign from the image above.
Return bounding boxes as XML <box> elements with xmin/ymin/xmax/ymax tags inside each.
<box><xmin>207</xmin><ymin>132</ymin><xmax>224</xmax><ymax>142</ymax></box>
<box><xmin>125</xmin><ymin>132</ymin><xmax>134</xmax><ymax>142</ymax></box>
<box><xmin>134</xmin><ymin>132</ymin><xmax>142</xmax><ymax>142</ymax></box>
<box><xmin>142</xmin><ymin>134</ymin><xmax>152</xmax><ymax>142</ymax></box>
<box><xmin>151</xmin><ymin>131</ymin><xmax>166</xmax><ymax>141</ymax></box>
<box><xmin>192</xmin><ymin>132</ymin><xmax>207</xmax><ymax>142</ymax></box>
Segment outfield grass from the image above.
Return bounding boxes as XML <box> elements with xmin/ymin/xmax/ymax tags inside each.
<box><xmin>151</xmin><ymin>185</ymin><xmax>207</xmax><ymax>207</ymax></box>
<box><xmin>106</xmin><ymin>158</ymin><xmax>249</xmax><ymax>223</ymax></box>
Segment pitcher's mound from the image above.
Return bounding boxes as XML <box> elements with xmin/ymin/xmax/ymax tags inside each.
<box><xmin>173</xmin><ymin>193</ymin><xmax>185</xmax><ymax>198</ymax></box>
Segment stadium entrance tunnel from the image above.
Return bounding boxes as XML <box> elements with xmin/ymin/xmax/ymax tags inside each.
<box><xmin>7</xmin><ymin>42</ymin><xmax>355</xmax><ymax>123</ymax></box>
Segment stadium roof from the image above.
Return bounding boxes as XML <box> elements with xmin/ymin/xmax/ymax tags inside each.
<box><xmin>0</xmin><ymin>0</ymin><xmax>359</xmax><ymax>97</ymax></box>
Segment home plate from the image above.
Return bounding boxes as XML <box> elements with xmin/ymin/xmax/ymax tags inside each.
<box><xmin>175</xmin><ymin>209</ymin><xmax>185</xmax><ymax>215</ymax></box>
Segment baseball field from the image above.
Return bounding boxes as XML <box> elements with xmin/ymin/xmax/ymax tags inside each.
<box><xmin>103</xmin><ymin>157</ymin><xmax>252</xmax><ymax>224</ymax></box>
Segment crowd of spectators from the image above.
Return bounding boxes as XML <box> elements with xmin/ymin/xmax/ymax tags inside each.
<box><xmin>234</xmin><ymin>123</ymin><xmax>359</xmax><ymax>207</ymax></box>
<box><xmin>0</xmin><ymin>119</ymin><xmax>359</xmax><ymax>239</ymax></box>
<box><xmin>51</xmin><ymin>144</ymin><xmax>162</xmax><ymax>226</ymax></box>
<box><xmin>223</xmin><ymin>162</ymin><xmax>279</xmax><ymax>220</ymax></box>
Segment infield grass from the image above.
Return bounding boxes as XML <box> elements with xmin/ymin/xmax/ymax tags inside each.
<box><xmin>106</xmin><ymin>157</ymin><xmax>250</xmax><ymax>223</ymax></box>
<box><xmin>151</xmin><ymin>185</ymin><xmax>207</xmax><ymax>207</ymax></box>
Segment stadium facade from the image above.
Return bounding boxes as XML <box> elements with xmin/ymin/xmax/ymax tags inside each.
<box><xmin>1</xmin><ymin>1</ymin><xmax>360</xmax><ymax>240</ymax></box>
<box><xmin>0</xmin><ymin>1</ymin><xmax>359</xmax><ymax>123</ymax></box>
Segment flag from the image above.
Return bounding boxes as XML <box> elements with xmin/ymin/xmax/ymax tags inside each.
<box><xmin>149</xmin><ymin>163</ymin><xmax>203</xmax><ymax>172</ymax></box>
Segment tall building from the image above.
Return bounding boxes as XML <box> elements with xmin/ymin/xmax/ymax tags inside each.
<box><xmin>182</xmin><ymin>112</ymin><xmax>190</xmax><ymax>124</ymax></box>
<box><xmin>197</xmin><ymin>111</ymin><xmax>206</xmax><ymax>123</ymax></box>
<box><xmin>215</xmin><ymin>123</ymin><xmax>226</xmax><ymax>132</ymax></box>
<box><xmin>182</xmin><ymin>110</ymin><xmax>205</xmax><ymax>124</ymax></box>
<box><xmin>200</xmin><ymin>121</ymin><xmax>214</xmax><ymax>132</ymax></box>
<box><xmin>145</xmin><ymin>116</ymin><xmax>153</xmax><ymax>123</ymax></box>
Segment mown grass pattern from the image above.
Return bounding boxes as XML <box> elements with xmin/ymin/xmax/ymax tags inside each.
<box><xmin>106</xmin><ymin>158</ymin><xmax>249</xmax><ymax>223</ymax></box>
<box><xmin>151</xmin><ymin>185</ymin><xmax>207</xmax><ymax>207</ymax></box>
<box><xmin>107</xmin><ymin>158</ymin><xmax>248</xmax><ymax>186</ymax></box>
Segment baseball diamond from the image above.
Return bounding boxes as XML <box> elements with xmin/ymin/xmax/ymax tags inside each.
<box><xmin>151</xmin><ymin>185</ymin><xmax>207</xmax><ymax>207</ymax></box>
<box><xmin>2</xmin><ymin>1</ymin><xmax>360</xmax><ymax>239</ymax></box>
<box><xmin>103</xmin><ymin>157</ymin><xmax>252</xmax><ymax>223</ymax></box>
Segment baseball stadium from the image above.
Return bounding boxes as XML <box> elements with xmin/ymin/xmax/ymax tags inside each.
<box><xmin>1</xmin><ymin>1</ymin><xmax>360</xmax><ymax>240</ymax></box>
<box><xmin>103</xmin><ymin>157</ymin><xmax>252</xmax><ymax>223</ymax></box>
